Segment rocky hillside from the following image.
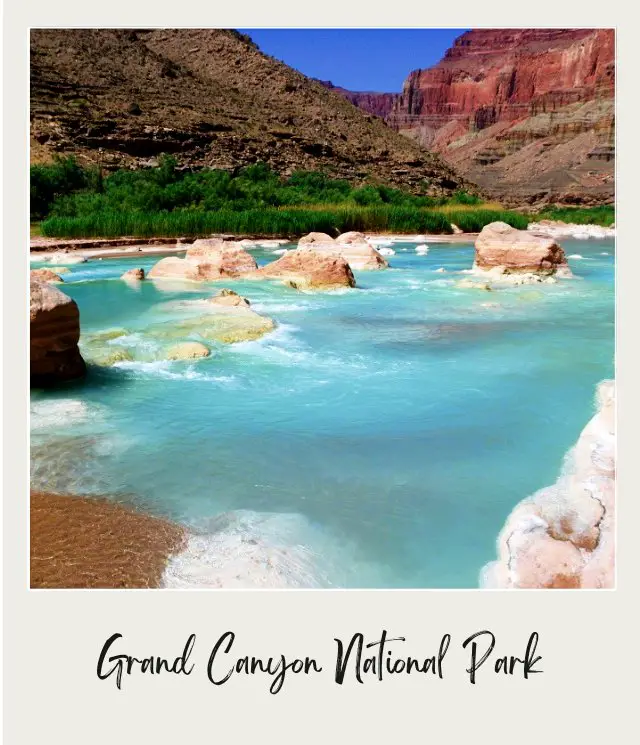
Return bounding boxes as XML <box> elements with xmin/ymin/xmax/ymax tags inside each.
<box><xmin>30</xmin><ymin>29</ymin><xmax>472</xmax><ymax>196</ymax></box>
<box><xmin>332</xmin><ymin>29</ymin><xmax>614</xmax><ymax>206</ymax></box>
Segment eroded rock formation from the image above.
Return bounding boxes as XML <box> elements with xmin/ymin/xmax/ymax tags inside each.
<box><xmin>388</xmin><ymin>29</ymin><xmax>614</xmax><ymax>205</ymax></box>
<box><xmin>30</xmin><ymin>268</ymin><xmax>64</xmax><ymax>283</ymax></box>
<box><xmin>474</xmin><ymin>221</ymin><xmax>571</xmax><ymax>276</ymax></box>
<box><xmin>148</xmin><ymin>240</ymin><xmax>258</xmax><ymax>282</ymax></box>
<box><xmin>121</xmin><ymin>267</ymin><xmax>145</xmax><ymax>281</ymax></box>
<box><xmin>482</xmin><ymin>380</ymin><xmax>615</xmax><ymax>589</ymax></box>
<box><xmin>252</xmin><ymin>248</ymin><xmax>356</xmax><ymax>291</ymax></box>
<box><xmin>296</xmin><ymin>231</ymin><xmax>388</xmax><ymax>271</ymax></box>
<box><xmin>30</xmin><ymin>278</ymin><xmax>86</xmax><ymax>386</ymax></box>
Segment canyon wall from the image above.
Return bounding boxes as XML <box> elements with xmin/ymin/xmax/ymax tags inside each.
<box><xmin>319</xmin><ymin>81</ymin><xmax>399</xmax><ymax>120</ymax></box>
<box><xmin>329</xmin><ymin>29</ymin><xmax>614</xmax><ymax>205</ymax></box>
<box><xmin>390</xmin><ymin>29</ymin><xmax>614</xmax><ymax>205</ymax></box>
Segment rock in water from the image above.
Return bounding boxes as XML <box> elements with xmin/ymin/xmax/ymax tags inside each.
<box><xmin>253</xmin><ymin>249</ymin><xmax>356</xmax><ymax>291</ymax></box>
<box><xmin>474</xmin><ymin>221</ymin><xmax>571</xmax><ymax>276</ymax></box>
<box><xmin>30</xmin><ymin>279</ymin><xmax>86</xmax><ymax>386</ymax></box>
<box><xmin>148</xmin><ymin>256</ymin><xmax>204</xmax><ymax>281</ymax></box>
<box><xmin>121</xmin><ymin>267</ymin><xmax>145</xmax><ymax>281</ymax></box>
<box><xmin>166</xmin><ymin>342</ymin><xmax>211</xmax><ymax>360</ymax></box>
<box><xmin>209</xmin><ymin>289</ymin><xmax>251</xmax><ymax>307</ymax></box>
<box><xmin>298</xmin><ymin>232</ymin><xmax>336</xmax><ymax>245</ymax></box>
<box><xmin>296</xmin><ymin>232</ymin><xmax>388</xmax><ymax>271</ymax></box>
<box><xmin>482</xmin><ymin>380</ymin><xmax>615</xmax><ymax>589</ymax></box>
<box><xmin>30</xmin><ymin>268</ymin><xmax>64</xmax><ymax>283</ymax></box>
<box><xmin>184</xmin><ymin>239</ymin><xmax>258</xmax><ymax>276</ymax></box>
<box><xmin>148</xmin><ymin>240</ymin><xmax>258</xmax><ymax>282</ymax></box>
<box><xmin>47</xmin><ymin>252</ymin><xmax>87</xmax><ymax>265</ymax></box>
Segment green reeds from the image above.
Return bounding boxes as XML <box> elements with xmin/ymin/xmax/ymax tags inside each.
<box><xmin>40</xmin><ymin>206</ymin><xmax>530</xmax><ymax>238</ymax></box>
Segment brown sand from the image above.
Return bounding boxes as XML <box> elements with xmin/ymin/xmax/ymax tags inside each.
<box><xmin>30</xmin><ymin>491</ymin><xmax>186</xmax><ymax>589</ymax></box>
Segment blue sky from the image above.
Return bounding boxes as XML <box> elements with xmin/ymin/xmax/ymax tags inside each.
<box><xmin>240</xmin><ymin>29</ymin><xmax>467</xmax><ymax>93</ymax></box>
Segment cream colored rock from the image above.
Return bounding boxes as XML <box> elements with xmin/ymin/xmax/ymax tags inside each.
<box><xmin>30</xmin><ymin>279</ymin><xmax>86</xmax><ymax>385</ymax></box>
<box><xmin>31</xmin><ymin>268</ymin><xmax>64</xmax><ymax>283</ymax></box>
<box><xmin>47</xmin><ymin>252</ymin><xmax>87</xmax><ymax>265</ymax></box>
<box><xmin>297</xmin><ymin>232</ymin><xmax>388</xmax><ymax>271</ymax></box>
<box><xmin>149</xmin><ymin>240</ymin><xmax>258</xmax><ymax>281</ymax></box>
<box><xmin>121</xmin><ymin>268</ymin><xmax>145</xmax><ymax>281</ymax></box>
<box><xmin>527</xmin><ymin>220</ymin><xmax>615</xmax><ymax>241</ymax></box>
<box><xmin>482</xmin><ymin>380</ymin><xmax>615</xmax><ymax>589</ymax></box>
<box><xmin>475</xmin><ymin>221</ymin><xmax>571</xmax><ymax>276</ymax></box>
<box><xmin>184</xmin><ymin>239</ymin><xmax>258</xmax><ymax>276</ymax></box>
<box><xmin>148</xmin><ymin>257</ymin><xmax>204</xmax><ymax>281</ymax></box>
<box><xmin>298</xmin><ymin>232</ymin><xmax>335</xmax><ymax>245</ymax></box>
<box><xmin>158</xmin><ymin>311</ymin><xmax>274</xmax><ymax>345</ymax></box>
<box><xmin>335</xmin><ymin>231</ymin><xmax>368</xmax><ymax>245</ymax></box>
<box><xmin>166</xmin><ymin>342</ymin><xmax>211</xmax><ymax>360</ymax></box>
<box><xmin>208</xmin><ymin>289</ymin><xmax>251</xmax><ymax>307</ymax></box>
<box><xmin>252</xmin><ymin>248</ymin><xmax>356</xmax><ymax>291</ymax></box>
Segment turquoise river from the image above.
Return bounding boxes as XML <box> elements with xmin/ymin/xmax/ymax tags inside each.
<box><xmin>30</xmin><ymin>237</ymin><xmax>615</xmax><ymax>588</ymax></box>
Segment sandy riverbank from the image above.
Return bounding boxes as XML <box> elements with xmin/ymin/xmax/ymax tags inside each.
<box><xmin>30</xmin><ymin>232</ymin><xmax>478</xmax><ymax>261</ymax></box>
<box><xmin>30</xmin><ymin>491</ymin><xmax>186</xmax><ymax>588</ymax></box>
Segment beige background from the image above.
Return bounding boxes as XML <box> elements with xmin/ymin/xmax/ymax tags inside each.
<box><xmin>4</xmin><ymin>3</ymin><xmax>637</xmax><ymax>742</ymax></box>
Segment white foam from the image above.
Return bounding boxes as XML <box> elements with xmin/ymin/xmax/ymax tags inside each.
<box><xmin>30</xmin><ymin>398</ymin><xmax>103</xmax><ymax>432</ymax></box>
<box><xmin>434</xmin><ymin>267</ymin><xmax>446</xmax><ymax>273</ymax></box>
<box><xmin>377</xmin><ymin>247</ymin><xmax>396</xmax><ymax>256</ymax></box>
<box><xmin>415</xmin><ymin>244</ymin><xmax>429</xmax><ymax>255</ymax></box>
<box><xmin>568</xmin><ymin>254</ymin><xmax>585</xmax><ymax>259</ymax></box>
<box><xmin>252</xmin><ymin>302</ymin><xmax>313</xmax><ymax>314</ymax></box>
<box><xmin>112</xmin><ymin>359</ymin><xmax>236</xmax><ymax>384</ymax></box>
<box><xmin>162</xmin><ymin>509</ymin><xmax>384</xmax><ymax>589</ymax></box>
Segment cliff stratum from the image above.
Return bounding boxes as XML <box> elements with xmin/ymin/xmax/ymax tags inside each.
<box><xmin>390</xmin><ymin>28</ymin><xmax>614</xmax><ymax>205</ymax></box>
<box><xmin>329</xmin><ymin>29</ymin><xmax>614</xmax><ymax>205</ymax></box>
<box><xmin>30</xmin><ymin>29</ymin><xmax>470</xmax><ymax>196</ymax></box>
<box><xmin>319</xmin><ymin>81</ymin><xmax>399</xmax><ymax>120</ymax></box>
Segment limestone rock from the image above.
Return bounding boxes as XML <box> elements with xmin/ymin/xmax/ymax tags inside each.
<box><xmin>209</xmin><ymin>289</ymin><xmax>251</xmax><ymax>307</ymax></box>
<box><xmin>298</xmin><ymin>232</ymin><xmax>335</xmax><ymax>245</ymax></box>
<box><xmin>152</xmin><ymin>308</ymin><xmax>275</xmax><ymax>345</ymax></box>
<box><xmin>47</xmin><ymin>252</ymin><xmax>87</xmax><ymax>265</ymax></box>
<box><xmin>474</xmin><ymin>221</ymin><xmax>571</xmax><ymax>276</ymax></box>
<box><xmin>149</xmin><ymin>240</ymin><xmax>258</xmax><ymax>282</ymax></box>
<box><xmin>253</xmin><ymin>248</ymin><xmax>356</xmax><ymax>291</ymax></box>
<box><xmin>482</xmin><ymin>380</ymin><xmax>615</xmax><ymax>589</ymax></box>
<box><xmin>148</xmin><ymin>257</ymin><xmax>204</xmax><ymax>281</ymax></box>
<box><xmin>166</xmin><ymin>341</ymin><xmax>211</xmax><ymax>360</ymax></box>
<box><xmin>296</xmin><ymin>232</ymin><xmax>388</xmax><ymax>271</ymax></box>
<box><xmin>31</xmin><ymin>268</ymin><xmax>64</xmax><ymax>283</ymax></box>
<box><xmin>184</xmin><ymin>239</ymin><xmax>258</xmax><ymax>276</ymax></box>
<box><xmin>30</xmin><ymin>279</ymin><xmax>86</xmax><ymax>386</ymax></box>
<box><xmin>121</xmin><ymin>267</ymin><xmax>145</xmax><ymax>281</ymax></box>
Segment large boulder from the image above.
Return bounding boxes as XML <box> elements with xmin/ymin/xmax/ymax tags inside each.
<box><xmin>30</xmin><ymin>279</ymin><xmax>86</xmax><ymax>386</ymax></box>
<box><xmin>298</xmin><ymin>232</ymin><xmax>335</xmax><ymax>245</ymax></box>
<box><xmin>253</xmin><ymin>248</ymin><xmax>356</xmax><ymax>291</ymax></box>
<box><xmin>474</xmin><ymin>221</ymin><xmax>571</xmax><ymax>276</ymax></box>
<box><xmin>31</xmin><ymin>268</ymin><xmax>64</xmax><ymax>283</ymax></box>
<box><xmin>149</xmin><ymin>306</ymin><xmax>275</xmax><ymax>345</ymax></box>
<box><xmin>297</xmin><ymin>232</ymin><xmax>388</xmax><ymax>271</ymax></box>
<box><xmin>184</xmin><ymin>239</ymin><xmax>258</xmax><ymax>276</ymax></box>
<box><xmin>149</xmin><ymin>240</ymin><xmax>258</xmax><ymax>282</ymax></box>
<box><xmin>148</xmin><ymin>256</ymin><xmax>204</xmax><ymax>281</ymax></box>
<box><xmin>482</xmin><ymin>380</ymin><xmax>615</xmax><ymax>589</ymax></box>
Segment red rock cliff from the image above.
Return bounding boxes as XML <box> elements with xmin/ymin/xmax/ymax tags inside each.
<box><xmin>387</xmin><ymin>29</ymin><xmax>615</xmax><ymax>205</ymax></box>
<box><xmin>390</xmin><ymin>29</ymin><xmax>613</xmax><ymax>131</ymax></box>
<box><xmin>319</xmin><ymin>80</ymin><xmax>399</xmax><ymax>120</ymax></box>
